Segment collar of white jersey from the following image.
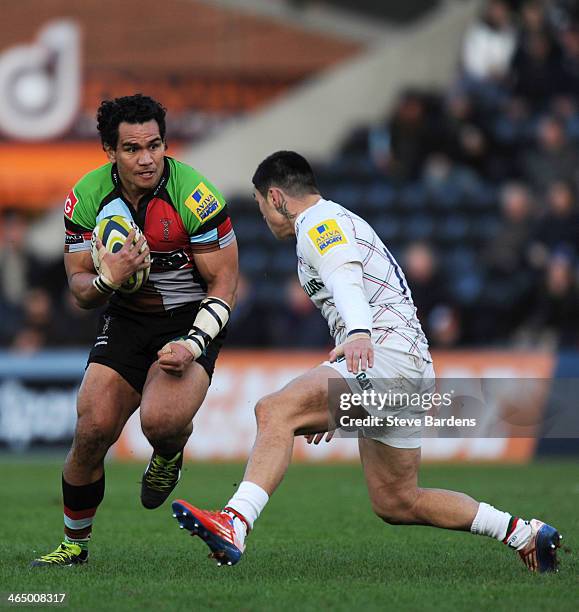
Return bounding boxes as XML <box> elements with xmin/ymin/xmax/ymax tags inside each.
<box><xmin>294</xmin><ymin>197</ymin><xmax>326</xmax><ymax>233</ymax></box>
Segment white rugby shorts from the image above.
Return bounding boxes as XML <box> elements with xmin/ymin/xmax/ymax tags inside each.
<box><xmin>323</xmin><ymin>345</ymin><xmax>436</xmax><ymax>449</ymax></box>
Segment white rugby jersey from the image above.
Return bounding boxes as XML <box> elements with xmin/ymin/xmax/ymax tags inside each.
<box><xmin>295</xmin><ymin>198</ymin><xmax>430</xmax><ymax>359</ymax></box>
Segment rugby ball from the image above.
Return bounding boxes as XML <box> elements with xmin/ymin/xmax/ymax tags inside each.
<box><xmin>91</xmin><ymin>215</ymin><xmax>150</xmax><ymax>294</ymax></box>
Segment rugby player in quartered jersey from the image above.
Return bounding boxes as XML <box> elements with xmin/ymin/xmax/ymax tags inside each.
<box><xmin>32</xmin><ymin>95</ymin><xmax>239</xmax><ymax>568</ymax></box>
<box><xmin>64</xmin><ymin>156</ymin><xmax>235</xmax><ymax>312</ymax></box>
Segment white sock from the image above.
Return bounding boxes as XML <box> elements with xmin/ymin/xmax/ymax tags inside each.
<box><xmin>471</xmin><ymin>502</ymin><xmax>511</xmax><ymax>540</ymax></box>
<box><xmin>470</xmin><ymin>502</ymin><xmax>532</xmax><ymax>550</ymax></box>
<box><xmin>225</xmin><ymin>481</ymin><xmax>269</xmax><ymax>532</ymax></box>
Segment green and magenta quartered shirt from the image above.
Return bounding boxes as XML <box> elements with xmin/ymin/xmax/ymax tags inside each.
<box><xmin>64</xmin><ymin>156</ymin><xmax>235</xmax><ymax>313</ymax></box>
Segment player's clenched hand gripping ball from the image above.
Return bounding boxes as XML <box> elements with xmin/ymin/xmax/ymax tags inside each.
<box><xmin>91</xmin><ymin>215</ymin><xmax>151</xmax><ymax>294</ymax></box>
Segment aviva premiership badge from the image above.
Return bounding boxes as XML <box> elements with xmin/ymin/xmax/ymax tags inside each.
<box><xmin>186</xmin><ymin>182</ymin><xmax>221</xmax><ymax>223</ymax></box>
<box><xmin>307</xmin><ymin>219</ymin><xmax>348</xmax><ymax>255</ymax></box>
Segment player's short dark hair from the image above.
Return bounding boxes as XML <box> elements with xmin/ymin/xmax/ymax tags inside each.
<box><xmin>252</xmin><ymin>151</ymin><xmax>319</xmax><ymax>198</ymax></box>
<box><xmin>96</xmin><ymin>94</ymin><xmax>167</xmax><ymax>149</ymax></box>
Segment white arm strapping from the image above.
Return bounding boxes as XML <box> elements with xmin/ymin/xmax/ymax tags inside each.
<box><xmin>176</xmin><ymin>297</ymin><xmax>231</xmax><ymax>360</ymax></box>
<box><xmin>321</xmin><ymin>262</ymin><xmax>372</xmax><ymax>336</ymax></box>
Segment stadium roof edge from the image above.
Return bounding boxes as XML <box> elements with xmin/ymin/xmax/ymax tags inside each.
<box><xmin>180</xmin><ymin>0</ymin><xmax>481</xmax><ymax>198</ymax></box>
<box><xmin>193</xmin><ymin>0</ymin><xmax>393</xmax><ymax>43</ymax></box>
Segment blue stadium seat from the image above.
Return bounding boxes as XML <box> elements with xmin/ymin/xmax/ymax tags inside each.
<box><xmin>405</xmin><ymin>214</ymin><xmax>435</xmax><ymax>241</ymax></box>
<box><xmin>372</xmin><ymin>217</ymin><xmax>402</xmax><ymax>243</ymax></box>
<box><xmin>566</xmin><ymin>115</ymin><xmax>579</xmax><ymax>143</ymax></box>
<box><xmin>452</xmin><ymin>271</ymin><xmax>483</xmax><ymax>306</ymax></box>
<box><xmin>441</xmin><ymin>247</ymin><xmax>482</xmax><ymax>305</ymax></box>
<box><xmin>492</xmin><ymin>114</ymin><xmax>522</xmax><ymax>146</ymax></box>
<box><xmin>437</xmin><ymin>216</ymin><xmax>469</xmax><ymax>243</ymax></box>
<box><xmin>351</xmin><ymin>156</ymin><xmax>377</xmax><ymax>180</ymax></box>
<box><xmin>365</xmin><ymin>181</ymin><xmax>396</xmax><ymax>210</ymax></box>
<box><xmin>239</xmin><ymin>247</ymin><xmax>269</xmax><ymax>276</ymax></box>
<box><xmin>427</xmin><ymin>181</ymin><xmax>462</xmax><ymax>209</ymax></box>
<box><xmin>442</xmin><ymin>247</ymin><xmax>477</xmax><ymax>274</ymax></box>
<box><xmin>267</xmin><ymin>246</ymin><xmax>297</xmax><ymax>275</ymax></box>
<box><xmin>325</xmin><ymin>154</ymin><xmax>375</xmax><ymax>182</ymax></box>
<box><xmin>254</xmin><ymin>279</ymin><xmax>286</xmax><ymax>305</ymax></box>
<box><xmin>233</xmin><ymin>216</ymin><xmax>264</xmax><ymax>242</ymax></box>
<box><xmin>326</xmin><ymin>184</ymin><xmax>364</xmax><ymax>210</ymax></box>
<box><xmin>398</xmin><ymin>182</ymin><xmax>427</xmax><ymax>211</ymax></box>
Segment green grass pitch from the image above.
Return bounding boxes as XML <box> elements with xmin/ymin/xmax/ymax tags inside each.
<box><xmin>0</xmin><ymin>458</ymin><xmax>577</xmax><ymax>611</ymax></box>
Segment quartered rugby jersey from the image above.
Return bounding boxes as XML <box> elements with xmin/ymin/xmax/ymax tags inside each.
<box><xmin>295</xmin><ymin>198</ymin><xmax>430</xmax><ymax>360</ymax></box>
<box><xmin>64</xmin><ymin>156</ymin><xmax>235</xmax><ymax>312</ymax></box>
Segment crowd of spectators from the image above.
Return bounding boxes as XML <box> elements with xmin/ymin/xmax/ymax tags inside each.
<box><xmin>0</xmin><ymin>209</ymin><xmax>97</xmax><ymax>352</ymax></box>
<box><xmin>0</xmin><ymin>208</ymin><xmax>332</xmax><ymax>352</ymax></box>
<box><xmin>332</xmin><ymin>0</ymin><xmax>579</xmax><ymax>349</ymax></box>
<box><xmin>3</xmin><ymin>0</ymin><xmax>579</xmax><ymax>352</ymax></box>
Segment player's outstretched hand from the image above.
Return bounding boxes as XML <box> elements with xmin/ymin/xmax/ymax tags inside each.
<box><xmin>329</xmin><ymin>333</ymin><xmax>374</xmax><ymax>374</ymax></box>
<box><xmin>305</xmin><ymin>430</ymin><xmax>335</xmax><ymax>445</ymax></box>
<box><xmin>96</xmin><ymin>230</ymin><xmax>150</xmax><ymax>285</ymax></box>
<box><xmin>157</xmin><ymin>341</ymin><xmax>194</xmax><ymax>377</ymax></box>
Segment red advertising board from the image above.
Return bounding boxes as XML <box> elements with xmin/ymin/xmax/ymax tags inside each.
<box><xmin>112</xmin><ymin>350</ymin><xmax>555</xmax><ymax>463</ymax></box>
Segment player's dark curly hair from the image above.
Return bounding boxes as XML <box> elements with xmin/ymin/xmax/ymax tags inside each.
<box><xmin>253</xmin><ymin>151</ymin><xmax>319</xmax><ymax>198</ymax></box>
<box><xmin>96</xmin><ymin>94</ymin><xmax>167</xmax><ymax>149</ymax></box>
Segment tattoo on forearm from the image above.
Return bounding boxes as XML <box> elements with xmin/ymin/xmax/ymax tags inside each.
<box><xmin>275</xmin><ymin>194</ymin><xmax>296</xmax><ymax>220</ymax></box>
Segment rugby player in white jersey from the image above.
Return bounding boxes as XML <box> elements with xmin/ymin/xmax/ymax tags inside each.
<box><xmin>171</xmin><ymin>151</ymin><xmax>561</xmax><ymax>572</ymax></box>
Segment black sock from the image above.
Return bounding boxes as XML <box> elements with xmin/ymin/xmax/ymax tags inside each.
<box><xmin>62</xmin><ymin>473</ymin><xmax>105</xmax><ymax>544</ymax></box>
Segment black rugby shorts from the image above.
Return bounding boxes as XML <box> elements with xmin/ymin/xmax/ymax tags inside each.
<box><xmin>87</xmin><ymin>302</ymin><xmax>226</xmax><ymax>393</ymax></box>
